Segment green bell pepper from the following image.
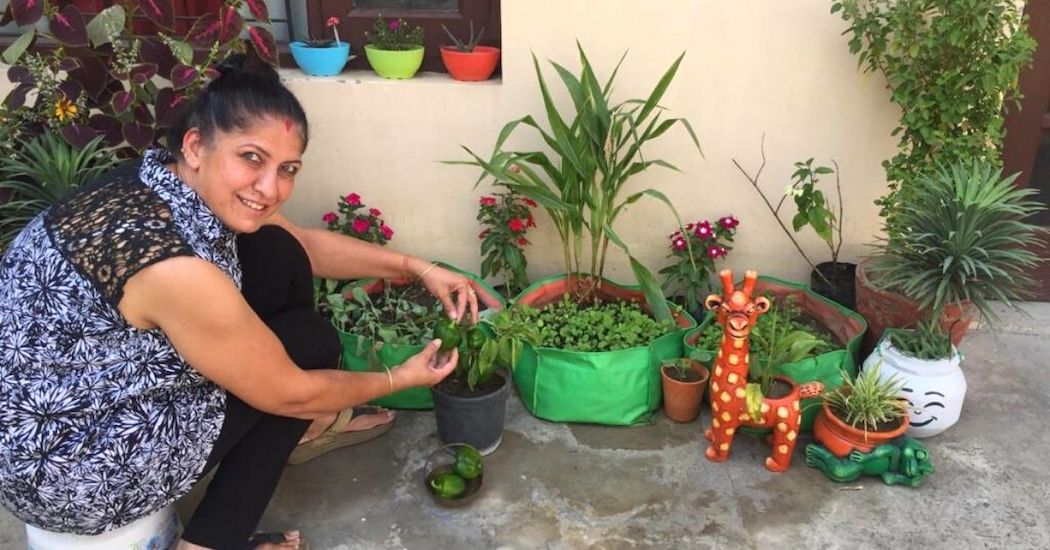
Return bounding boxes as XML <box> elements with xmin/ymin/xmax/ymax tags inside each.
<box><xmin>429</xmin><ymin>471</ymin><xmax>466</xmax><ymax>499</ymax></box>
<box><xmin>453</xmin><ymin>445</ymin><xmax>483</xmax><ymax>480</ymax></box>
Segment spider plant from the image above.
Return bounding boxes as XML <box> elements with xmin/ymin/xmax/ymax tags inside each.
<box><xmin>453</xmin><ymin>43</ymin><xmax>701</xmax><ymax>321</ymax></box>
<box><xmin>0</xmin><ymin>131</ymin><xmax>119</xmax><ymax>251</ymax></box>
<box><xmin>867</xmin><ymin>160</ymin><xmax>1046</xmax><ymax>325</ymax></box>
<box><xmin>824</xmin><ymin>363</ymin><xmax>907</xmax><ymax>433</ymax></box>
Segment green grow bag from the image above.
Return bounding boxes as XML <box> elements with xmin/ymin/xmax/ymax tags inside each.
<box><xmin>683</xmin><ymin>275</ymin><xmax>866</xmax><ymax>430</ymax></box>
<box><xmin>336</xmin><ymin>263</ymin><xmax>504</xmax><ymax>410</ymax></box>
<box><xmin>512</xmin><ymin>274</ymin><xmax>697</xmax><ymax>426</ymax></box>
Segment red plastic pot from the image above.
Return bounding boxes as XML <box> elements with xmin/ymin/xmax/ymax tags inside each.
<box><xmin>440</xmin><ymin>45</ymin><xmax>500</xmax><ymax>81</ymax></box>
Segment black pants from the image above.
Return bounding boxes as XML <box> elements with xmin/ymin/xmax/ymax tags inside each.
<box><xmin>181</xmin><ymin>225</ymin><xmax>340</xmax><ymax>549</ymax></box>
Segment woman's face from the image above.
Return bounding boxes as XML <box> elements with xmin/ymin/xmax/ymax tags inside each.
<box><xmin>180</xmin><ymin>116</ymin><xmax>304</xmax><ymax>234</ymax></box>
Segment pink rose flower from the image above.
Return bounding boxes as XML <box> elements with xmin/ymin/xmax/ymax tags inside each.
<box><xmin>351</xmin><ymin>218</ymin><xmax>370</xmax><ymax>233</ymax></box>
<box><xmin>694</xmin><ymin>221</ymin><xmax>713</xmax><ymax>240</ymax></box>
<box><xmin>718</xmin><ymin>215</ymin><xmax>739</xmax><ymax>229</ymax></box>
<box><xmin>508</xmin><ymin>218</ymin><xmax>525</xmax><ymax>233</ymax></box>
<box><xmin>480</xmin><ymin>196</ymin><xmax>497</xmax><ymax>207</ymax></box>
<box><xmin>345</xmin><ymin>193</ymin><xmax>361</xmax><ymax>206</ymax></box>
<box><xmin>322</xmin><ymin>211</ymin><xmax>338</xmax><ymax>224</ymax></box>
<box><xmin>380</xmin><ymin>224</ymin><xmax>394</xmax><ymax>240</ymax></box>
<box><xmin>370</xmin><ymin>208</ymin><xmax>382</xmax><ymax>217</ymax></box>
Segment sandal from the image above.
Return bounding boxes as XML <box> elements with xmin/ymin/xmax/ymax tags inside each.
<box><xmin>287</xmin><ymin>406</ymin><xmax>395</xmax><ymax>465</ymax></box>
<box><xmin>248</xmin><ymin>531</ymin><xmax>309</xmax><ymax>549</ymax></box>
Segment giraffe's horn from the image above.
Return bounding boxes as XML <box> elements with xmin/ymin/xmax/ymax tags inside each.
<box><xmin>719</xmin><ymin>269</ymin><xmax>734</xmax><ymax>294</ymax></box>
<box><xmin>743</xmin><ymin>270</ymin><xmax>758</xmax><ymax>296</ymax></box>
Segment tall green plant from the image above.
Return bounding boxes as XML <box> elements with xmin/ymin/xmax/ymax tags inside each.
<box><xmin>0</xmin><ymin>131</ymin><xmax>120</xmax><ymax>251</ymax></box>
<box><xmin>830</xmin><ymin>0</ymin><xmax>1036</xmax><ymax>233</ymax></box>
<box><xmin>868</xmin><ymin>160</ymin><xmax>1045</xmax><ymax>324</ymax></box>
<box><xmin>454</xmin><ymin>44</ymin><xmax>701</xmax><ymax>321</ymax></box>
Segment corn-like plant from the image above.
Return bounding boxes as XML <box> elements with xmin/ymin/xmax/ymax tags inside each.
<box><xmin>0</xmin><ymin>131</ymin><xmax>120</xmax><ymax>251</ymax></box>
<box><xmin>454</xmin><ymin>44</ymin><xmax>701</xmax><ymax>321</ymax></box>
<box><xmin>824</xmin><ymin>363</ymin><xmax>906</xmax><ymax>433</ymax></box>
<box><xmin>867</xmin><ymin>160</ymin><xmax>1046</xmax><ymax>324</ymax></box>
<box><xmin>888</xmin><ymin>321</ymin><xmax>955</xmax><ymax>361</ymax></box>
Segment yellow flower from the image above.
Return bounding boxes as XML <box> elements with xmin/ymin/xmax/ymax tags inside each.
<box><xmin>54</xmin><ymin>97</ymin><xmax>78</xmax><ymax>122</ymax></box>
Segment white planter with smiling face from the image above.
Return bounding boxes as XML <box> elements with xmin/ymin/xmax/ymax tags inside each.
<box><xmin>863</xmin><ymin>336</ymin><xmax>966</xmax><ymax>438</ymax></box>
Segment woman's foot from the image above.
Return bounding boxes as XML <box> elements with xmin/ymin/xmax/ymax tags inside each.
<box><xmin>298</xmin><ymin>407</ymin><xmax>395</xmax><ymax>445</ymax></box>
<box><xmin>249</xmin><ymin>530</ymin><xmax>303</xmax><ymax>549</ymax></box>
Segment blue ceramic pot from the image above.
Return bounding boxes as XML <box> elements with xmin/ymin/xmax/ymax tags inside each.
<box><xmin>290</xmin><ymin>41</ymin><xmax>350</xmax><ymax>76</ymax></box>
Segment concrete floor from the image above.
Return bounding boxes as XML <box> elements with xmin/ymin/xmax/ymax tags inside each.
<box><xmin>2</xmin><ymin>302</ymin><xmax>1049</xmax><ymax>549</ymax></box>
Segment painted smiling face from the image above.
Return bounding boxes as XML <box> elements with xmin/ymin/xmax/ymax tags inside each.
<box><xmin>865</xmin><ymin>342</ymin><xmax>967</xmax><ymax>439</ymax></box>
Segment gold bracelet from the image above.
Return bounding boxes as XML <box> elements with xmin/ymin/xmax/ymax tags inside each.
<box><xmin>384</xmin><ymin>366</ymin><xmax>394</xmax><ymax>393</ymax></box>
<box><xmin>417</xmin><ymin>261</ymin><xmax>439</xmax><ymax>281</ymax></box>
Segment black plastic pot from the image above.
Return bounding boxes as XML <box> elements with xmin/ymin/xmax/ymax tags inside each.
<box><xmin>431</xmin><ymin>373</ymin><xmax>510</xmax><ymax>455</ymax></box>
<box><xmin>810</xmin><ymin>261</ymin><xmax>857</xmax><ymax>310</ymax></box>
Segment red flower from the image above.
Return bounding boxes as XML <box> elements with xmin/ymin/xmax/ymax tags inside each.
<box><xmin>480</xmin><ymin>196</ymin><xmax>497</xmax><ymax>207</ymax></box>
<box><xmin>322</xmin><ymin>211</ymin><xmax>338</xmax><ymax>224</ymax></box>
<box><xmin>369</xmin><ymin>208</ymin><xmax>382</xmax><ymax>217</ymax></box>
<box><xmin>694</xmin><ymin>221</ymin><xmax>713</xmax><ymax>240</ymax></box>
<box><xmin>672</xmin><ymin>238</ymin><xmax>687</xmax><ymax>252</ymax></box>
<box><xmin>388</xmin><ymin>19</ymin><xmax>400</xmax><ymax>31</ymax></box>
<box><xmin>686</xmin><ymin>223</ymin><xmax>695</xmax><ymax>231</ymax></box>
<box><xmin>326</xmin><ymin>16</ymin><xmax>340</xmax><ymax>27</ymax></box>
<box><xmin>706</xmin><ymin>245</ymin><xmax>722</xmax><ymax>258</ymax></box>
<box><xmin>523</xmin><ymin>198</ymin><xmax>538</xmax><ymax>208</ymax></box>
<box><xmin>478</xmin><ymin>229</ymin><xmax>490</xmax><ymax>239</ymax></box>
<box><xmin>380</xmin><ymin>224</ymin><xmax>394</xmax><ymax>240</ymax></box>
<box><xmin>517</xmin><ymin>237</ymin><xmax>529</xmax><ymax>247</ymax></box>
<box><xmin>351</xmin><ymin>218</ymin><xmax>370</xmax><ymax>233</ymax></box>
<box><xmin>345</xmin><ymin>193</ymin><xmax>361</xmax><ymax>206</ymax></box>
<box><xmin>718</xmin><ymin>215</ymin><xmax>739</xmax><ymax>229</ymax></box>
<box><xmin>526</xmin><ymin>213</ymin><xmax>536</xmax><ymax>228</ymax></box>
<box><xmin>508</xmin><ymin>218</ymin><xmax>525</xmax><ymax>233</ymax></box>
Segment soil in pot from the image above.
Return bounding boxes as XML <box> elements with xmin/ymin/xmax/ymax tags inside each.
<box><xmin>433</xmin><ymin>371</ymin><xmax>505</xmax><ymax>398</ymax></box>
<box><xmin>810</xmin><ymin>261</ymin><xmax>856</xmax><ymax>310</ymax></box>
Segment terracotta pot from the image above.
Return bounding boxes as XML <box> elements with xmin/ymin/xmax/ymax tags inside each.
<box><xmin>440</xmin><ymin>45</ymin><xmax>500</xmax><ymax>81</ymax></box>
<box><xmin>661</xmin><ymin>360</ymin><xmax>710</xmax><ymax>423</ymax></box>
<box><xmin>812</xmin><ymin>400</ymin><xmax>909</xmax><ymax>458</ymax></box>
<box><xmin>854</xmin><ymin>259</ymin><xmax>977</xmax><ymax>355</ymax></box>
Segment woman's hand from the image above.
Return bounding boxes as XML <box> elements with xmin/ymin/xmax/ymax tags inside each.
<box><xmin>418</xmin><ymin>263</ymin><xmax>486</xmax><ymax>322</ymax></box>
<box><xmin>395</xmin><ymin>339</ymin><xmax>459</xmax><ymax>390</ymax></box>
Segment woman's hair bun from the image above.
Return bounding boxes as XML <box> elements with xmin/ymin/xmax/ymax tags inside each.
<box><xmin>214</xmin><ymin>53</ymin><xmax>279</xmax><ymax>82</ymax></box>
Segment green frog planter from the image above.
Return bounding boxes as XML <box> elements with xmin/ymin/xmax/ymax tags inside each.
<box><xmin>804</xmin><ymin>438</ymin><xmax>934</xmax><ymax>487</ymax></box>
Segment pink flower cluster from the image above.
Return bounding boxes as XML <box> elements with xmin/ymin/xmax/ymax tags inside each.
<box><xmin>322</xmin><ymin>192</ymin><xmax>394</xmax><ymax>245</ymax></box>
<box><xmin>669</xmin><ymin>215</ymin><xmax>739</xmax><ymax>259</ymax></box>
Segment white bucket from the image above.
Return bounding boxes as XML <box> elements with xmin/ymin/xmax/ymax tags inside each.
<box><xmin>26</xmin><ymin>504</ymin><xmax>180</xmax><ymax>550</ymax></box>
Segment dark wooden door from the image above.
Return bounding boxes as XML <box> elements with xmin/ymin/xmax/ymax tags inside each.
<box><xmin>1003</xmin><ymin>1</ymin><xmax>1050</xmax><ymax>301</ymax></box>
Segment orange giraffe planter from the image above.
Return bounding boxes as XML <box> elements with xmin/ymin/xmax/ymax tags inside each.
<box><xmin>702</xmin><ymin>270</ymin><xmax>824</xmax><ymax>472</ymax></box>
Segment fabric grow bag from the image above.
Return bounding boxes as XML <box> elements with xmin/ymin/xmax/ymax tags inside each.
<box><xmin>512</xmin><ymin>274</ymin><xmax>697</xmax><ymax>426</ymax></box>
<box><xmin>337</xmin><ymin>263</ymin><xmax>504</xmax><ymax>410</ymax></box>
<box><xmin>683</xmin><ymin>275</ymin><xmax>866</xmax><ymax>430</ymax></box>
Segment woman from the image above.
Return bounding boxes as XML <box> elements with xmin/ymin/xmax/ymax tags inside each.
<box><xmin>0</xmin><ymin>56</ymin><xmax>486</xmax><ymax>549</ymax></box>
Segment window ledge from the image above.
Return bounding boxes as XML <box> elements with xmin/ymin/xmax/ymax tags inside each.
<box><xmin>278</xmin><ymin>68</ymin><xmax>502</xmax><ymax>87</ymax></box>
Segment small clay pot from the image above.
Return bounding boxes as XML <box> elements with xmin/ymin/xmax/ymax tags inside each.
<box><xmin>812</xmin><ymin>400</ymin><xmax>910</xmax><ymax>458</ymax></box>
<box><xmin>661</xmin><ymin>360</ymin><xmax>710</xmax><ymax>422</ymax></box>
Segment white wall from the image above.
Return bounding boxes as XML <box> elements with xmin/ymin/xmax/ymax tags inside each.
<box><xmin>281</xmin><ymin>0</ymin><xmax>899</xmax><ymax>285</ymax></box>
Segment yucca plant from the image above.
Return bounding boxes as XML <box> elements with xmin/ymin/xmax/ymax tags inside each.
<box><xmin>453</xmin><ymin>44</ymin><xmax>701</xmax><ymax>321</ymax></box>
<box><xmin>0</xmin><ymin>131</ymin><xmax>120</xmax><ymax>251</ymax></box>
<box><xmin>824</xmin><ymin>363</ymin><xmax>906</xmax><ymax>433</ymax></box>
<box><xmin>867</xmin><ymin>160</ymin><xmax>1046</xmax><ymax>325</ymax></box>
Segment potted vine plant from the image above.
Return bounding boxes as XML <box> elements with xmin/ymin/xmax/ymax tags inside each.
<box><xmin>364</xmin><ymin>15</ymin><xmax>425</xmax><ymax>79</ymax></box>
<box><xmin>659</xmin><ymin>214</ymin><xmax>739</xmax><ymax>322</ymax></box>
<box><xmin>860</xmin><ymin>161</ymin><xmax>1045</xmax><ymax>349</ymax></box>
<box><xmin>440</xmin><ymin>22</ymin><xmax>500</xmax><ymax>81</ymax></box>
<box><xmin>831</xmin><ymin>0</ymin><xmax>1040</xmax><ymax>349</ymax></box>
<box><xmin>431</xmin><ymin>306</ymin><xmax>540</xmax><ymax>453</ymax></box>
<box><xmin>865</xmin><ymin>321</ymin><xmax>964</xmax><ymax>439</ymax></box>
<box><xmin>660</xmin><ymin>358</ymin><xmax>710</xmax><ymax>423</ymax></box>
<box><xmin>812</xmin><ymin>363</ymin><xmax>909</xmax><ymax>458</ymax></box>
<box><xmin>290</xmin><ymin>16</ymin><xmax>350</xmax><ymax>77</ymax></box>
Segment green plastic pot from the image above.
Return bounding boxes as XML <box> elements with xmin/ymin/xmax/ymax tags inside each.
<box><xmin>365</xmin><ymin>45</ymin><xmax>425</xmax><ymax>79</ymax></box>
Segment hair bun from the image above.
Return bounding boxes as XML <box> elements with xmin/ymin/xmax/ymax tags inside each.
<box><xmin>214</xmin><ymin>53</ymin><xmax>279</xmax><ymax>82</ymax></box>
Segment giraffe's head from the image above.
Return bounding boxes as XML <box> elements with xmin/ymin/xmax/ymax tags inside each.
<box><xmin>704</xmin><ymin>269</ymin><xmax>770</xmax><ymax>340</ymax></box>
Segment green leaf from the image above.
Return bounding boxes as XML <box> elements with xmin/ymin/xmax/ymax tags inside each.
<box><xmin>167</xmin><ymin>39</ymin><xmax>194</xmax><ymax>66</ymax></box>
<box><xmin>86</xmin><ymin>5</ymin><xmax>126</xmax><ymax>47</ymax></box>
<box><xmin>3</xmin><ymin>31</ymin><xmax>35</xmax><ymax>65</ymax></box>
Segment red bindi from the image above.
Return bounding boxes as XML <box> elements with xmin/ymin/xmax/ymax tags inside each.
<box><xmin>283</xmin><ymin>118</ymin><xmax>293</xmax><ymax>132</ymax></box>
